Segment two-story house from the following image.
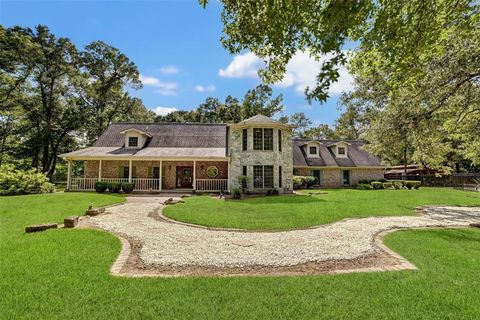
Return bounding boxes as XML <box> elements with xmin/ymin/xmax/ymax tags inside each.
<box><xmin>61</xmin><ymin>115</ymin><xmax>383</xmax><ymax>192</ymax></box>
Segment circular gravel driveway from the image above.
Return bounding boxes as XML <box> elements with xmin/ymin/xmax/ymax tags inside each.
<box><xmin>90</xmin><ymin>196</ymin><xmax>480</xmax><ymax>269</ymax></box>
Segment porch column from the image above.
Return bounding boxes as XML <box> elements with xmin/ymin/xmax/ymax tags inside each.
<box><xmin>98</xmin><ymin>160</ymin><xmax>102</xmax><ymax>182</ymax></box>
<box><xmin>159</xmin><ymin>160</ymin><xmax>162</xmax><ymax>191</ymax></box>
<box><xmin>67</xmin><ymin>159</ymin><xmax>72</xmax><ymax>191</ymax></box>
<box><xmin>227</xmin><ymin>160</ymin><xmax>231</xmax><ymax>192</ymax></box>
<box><xmin>128</xmin><ymin>159</ymin><xmax>132</xmax><ymax>183</ymax></box>
<box><xmin>193</xmin><ymin>160</ymin><xmax>196</xmax><ymax>189</ymax></box>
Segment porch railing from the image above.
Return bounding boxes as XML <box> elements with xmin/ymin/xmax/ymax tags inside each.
<box><xmin>70</xmin><ymin>177</ymin><xmax>228</xmax><ymax>192</ymax></box>
<box><xmin>195</xmin><ymin>179</ymin><xmax>228</xmax><ymax>192</ymax></box>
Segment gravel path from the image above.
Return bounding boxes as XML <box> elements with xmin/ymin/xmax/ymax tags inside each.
<box><xmin>90</xmin><ymin>196</ymin><xmax>480</xmax><ymax>268</ymax></box>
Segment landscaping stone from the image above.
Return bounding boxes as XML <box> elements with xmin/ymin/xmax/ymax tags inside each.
<box><xmin>64</xmin><ymin>216</ymin><xmax>79</xmax><ymax>228</ymax></box>
<box><xmin>163</xmin><ymin>198</ymin><xmax>184</xmax><ymax>205</ymax></box>
<box><xmin>86</xmin><ymin>207</ymin><xmax>105</xmax><ymax>216</ymax></box>
<box><xmin>470</xmin><ymin>223</ymin><xmax>480</xmax><ymax>228</ymax></box>
<box><xmin>25</xmin><ymin>223</ymin><xmax>57</xmax><ymax>233</ymax></box>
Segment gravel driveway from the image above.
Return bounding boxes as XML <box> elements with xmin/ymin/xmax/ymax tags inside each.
<box><xmin>90</xmin><ymin>196</ymin><xmax>480</xmax><ymax>268</ymax></box>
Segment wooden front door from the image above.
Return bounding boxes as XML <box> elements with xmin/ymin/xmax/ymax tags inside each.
<box><xmin>176</xmin><ymin>166</ymin><xmax>193</xmax><ymax>188</ymax></box>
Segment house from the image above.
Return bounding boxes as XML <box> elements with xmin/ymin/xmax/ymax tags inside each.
<box><xmin>293</xmin><ymin>139</ymin><xmax>384</xmax><ymax>187</ymax></box>
<box><xmin>61</xmin><ymin>115</ymin><xmax>384</xmax><ymax>192</ymax></box>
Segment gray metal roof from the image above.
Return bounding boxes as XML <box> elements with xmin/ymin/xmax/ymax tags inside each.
<box><xmin>293</xmin><ymin>139</ymin><xmax>382</xmax><ymax>168</ymax></box>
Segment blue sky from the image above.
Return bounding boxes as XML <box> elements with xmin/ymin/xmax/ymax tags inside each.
<box><xmin>0</xmin><ymin>0</ymin><xmax>352</xmax><ymax>125</ymax></box>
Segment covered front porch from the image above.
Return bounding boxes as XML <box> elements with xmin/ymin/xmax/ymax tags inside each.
<box><xmin>66</xmin><ymin>159</ymin><xmax>230</xmax><ymax>193</ymax></box>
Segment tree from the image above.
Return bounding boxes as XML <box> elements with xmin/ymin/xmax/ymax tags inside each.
<box><xmin>303</xmin><ymin>124</ymin><xmax>337</xmax><ymax>140</ymax></box>
<box><xmin>287</xmin><ymin>112</ymin><xmax>311</xmax><ymax>137</ymax></box>
<box><xmin>155</xmin><ymin>85</ymin><xmax>283</xmax><ymax>123</ymax></box>
<box><xmin>79</xmin><ymin>41</ymin><xmax>153</xmax><ymax>143</ymax></box>
<box><xmin>201</xmin><ymin>0</ymin><xmax>478</xmax><ymax>103</ymax></box>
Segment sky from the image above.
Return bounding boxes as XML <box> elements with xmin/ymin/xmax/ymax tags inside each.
<box><xmin>0</xmin><ymin>0</ymin><xmax>353</xmax><ymax>126</ymax></box>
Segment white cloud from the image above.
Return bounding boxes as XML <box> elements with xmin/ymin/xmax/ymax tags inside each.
<box><xmin>152</xmin><ymin>106</ymin><xmax>178</xmax><ymax>116</ymax></box>
<box><xmin>194</xmin><ymin>84</ymin><xmax>216</xmax><ymax>93</ymax></box>
<box><xmin>219</xmin><ymin>51</ymin><xmax>353</xmax><ymax>95</ymax></box>
<box><xmin>218</xmin><ymin>52</ymin><xmax>262</xmax><ymax>78</ymax></box>
<box><xmin>140</xmin><ymin>74</ymin><xmax>177</xmax><ymax>96</ymax></box>
<box><xmin>159</xmin><ymin>65</ymin><xmax>179</xmax><ymax>74</ymax></box>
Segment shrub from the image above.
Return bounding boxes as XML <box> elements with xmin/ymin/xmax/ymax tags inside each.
<box><xmin>412</xmin><ymin>181</ymin><xmax>421</xmax><ymax>189</ymax></box>
<box><xmin>378</xmin><ymin>178</ymin><xmax>388</xmax><ymax>183</ymax></box>
<box><xmin>358</xmin><ymin>179</ymin><xmax>371</xmax><ymax>185</ymax></box>
<box><xmin>383</xmin><ymin>182</ymin><xmax>394</xmax><ymax>189</ymax></box>
<box><xmin>237</xmin><ymin>175</ymin><xmax>250</xmax><ymax>193</ymax></box>
<box><xmin>106</xmin><ymin>182</ymin><xmax>121</xmax><ymax>193</ymax></box>
<box><xmin>357</xmin><ymin>183</ymin><xmax>373</xmax><ymax>190</ymax></box>
<box><xmin>0</xmin><ymin>165</ymin><xmax>55</xmax><ymax>196</ymax></box>
<box><xmin>94</xmin><ymin>182</ymin><xmax>108</xmax><ymax>193</ymax></box>
<box><xmin>392</xmin><ymin>181</ymin><xmax>403</xmax><ymax>189</ymax></box>
<box><xmin>304</xmin><ymin>176</ymin><xmax>316</xmax><ymax>188</ymax></box>
<box><xmin>121</xmin><ymin>182</ymin><xmax>134</xmax><ymax>193</ymax></box>
<box><xmin>272</xmin><ymin>188</ymin><xmax>279</xmax><ymax>195</ymax></box>
<box><xmin>266</xmin><ymin>188</ymin><xmax>272</xmax><ymax>195</ymax></box>
<box><xmin>232</xmin><ymin>187</ymin><xmax>242</xmax><ymax>199</ymax></box>
<box><xmin>371</xmin><ymin>181</ymin><xmax>384</xmax><ymax>189</ymax></box>
<box><xmin>293</xmin><ymin>176</ymin><xmax>306</xmax><ymax>189</ymax></box>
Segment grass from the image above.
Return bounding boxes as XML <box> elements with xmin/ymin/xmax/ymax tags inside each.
<box><xmin>163</xmin><ymin>187</ymin><xmax>480</xmax><ymax>230</ymax></box>
<box><xmin>1</xmin><ymin>192</ymin><xmax>480</xmax><ymax>318</ymax></box>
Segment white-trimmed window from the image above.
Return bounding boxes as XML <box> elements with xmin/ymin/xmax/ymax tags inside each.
<box><xmin>338</xmin><ymin>147</ymin><xmax>346</xmax><ymax>155</ymax></box>
<box><xmin>253</xmin><ymin>128</ymin><xmax>273</xmax><ymax>151</ymax></box>
<box><xmin>309</xmin><ymin>146</ymin><xmax>317</xmax><ymax>155</ymax></box>
<box><xmin>128</xmin><ymin>136</ymin><xmax>138</xmax><ymax>147</ymax></box>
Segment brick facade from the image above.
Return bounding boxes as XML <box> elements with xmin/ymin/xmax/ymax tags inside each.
<box><xmin>294</xmin><ymin>167</ymin><xmax>384</xmax><ymax>187</ymax></box>
<box><xmin>83</xmin><ymin>160</ymin><xmax>228</xmax><ymax>190</ymax></box>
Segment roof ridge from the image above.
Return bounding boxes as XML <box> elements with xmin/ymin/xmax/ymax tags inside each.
<box><xmin>111</xmin><ymin>122</ymin><xmax>227</xmax><ymax>126</ymax></box>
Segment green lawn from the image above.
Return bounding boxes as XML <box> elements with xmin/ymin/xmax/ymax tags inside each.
<box><xmin>163</xmin><ymin>188</ymin><xmax>480</xmax><ymax>230</ymax></box>
<box><xmin>1</xmin><ymin>192</ymin><xmax>480</xmax><ymax>319</ymax></box>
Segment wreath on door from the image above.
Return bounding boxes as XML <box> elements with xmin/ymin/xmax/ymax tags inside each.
<box><xmin>206</xmin><ymin>166</ymin><xmax>219</xmax><ymax>178</ymax></box>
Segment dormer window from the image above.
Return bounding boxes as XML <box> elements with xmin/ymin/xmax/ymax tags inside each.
<box><xmin>309</xmin><ymin>146</ymin><xmax>317</xmax><ymax>155</ymax></box>
<box><xmin>338</xmin><ymin>147</ymin><xmax>346</xmax><ymax>155</ymax></box>
<box><xmin>128</xmin><ymin>136</ymin><xmax>138</xmax><ymax>147</ymax></box>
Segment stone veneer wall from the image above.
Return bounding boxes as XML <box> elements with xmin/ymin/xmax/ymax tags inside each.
<box><xmin>293</xmin><ymin>167</ymin><xmax>384</xmax><ymax>187</ymax></box>
<box><xmin>229</xmin><ymin>127</ymin><xmax>293</xmax><ymax>193</ymax></box>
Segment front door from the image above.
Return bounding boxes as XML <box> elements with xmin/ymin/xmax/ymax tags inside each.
<box><xmin>176</xmin><ymin>166</ymin><xmax>193</xmax><ymax>188</ymax></box>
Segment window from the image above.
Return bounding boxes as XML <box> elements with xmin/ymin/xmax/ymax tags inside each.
<box><xmin>242</xmin><ymin>166</ymin><xmax>247</xmax><ymax>176</ymax></box>
<box><xmin>253</xmin><ymin>165</ymin><xmax>273</xmax><ymax>188</ymax></box>
<box><xmin>278</xmin><ymin>129</ymin><xmax>282</xmax><ymax>152</ymax></box>
<box><xmin>253</xmin><ymin>128</ymin><xmax>263</xmax><ymax>150</ymax></box>
<box><xmin>342</xmin><ymin>170</ymin><xmax>351</xmax><ymax>186</ymax></box>
<box><xmin>128</xmin><ymin>136</ymin><xmax>138</xmax><ymax>147</ymax></box>
<box><xmin>242</xmin><ymin>129</ymin><xmax>248</xmax><ymax>151</ymax></box>
<box><xmin>253</xmin><ymin>128</ymin><xmax>273</xmax><ymax>151</ymax></box>
<box><xmin>263</xmin><ymin>129</ymin><xmax>273</xmax><ymax>150</ymax></box>
<box><xmin>309</xmin><ymin>146</ymin><xmax>317</xmax><ymax>155</ymax></box>
<box><xmin>338</xmin><ymin>147</ymin><xmax>346</xmax><ymax>155</ymax></box>
<box><xmin>279</xmin><ymin>166</ymin><xmax>282</xmax><ymax>188</ymax></box>
<box><xmin>122</xmin><ymin>166</ymin><xmax>129</xmax><ymax>179</ymax></box>
<box><xmin>121</xmin><ymin>166</ymin><xmax>136</xmax><ymax>179</ymax></box>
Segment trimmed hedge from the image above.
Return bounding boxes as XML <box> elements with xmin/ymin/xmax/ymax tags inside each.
<box><xmin>122</xmin><ymin>183</ymin><xmax>134</xmax><ymax>193</ymax></box>
<box><xmin>94</xmin><ymin>182</ymin><xmax>108</xmax><ymax>193</ymax></box>
<box><xmin>293</xmin><ymin>176</ymin><xmax>317</xmax><ymax>189</ymax></box>
<box><xmin>357</xmin><ymin>183</ymin><xmax>373</xmax><ymax>190</ymax></box>
<box><xmin>371</xmin><ymin>181</ymin><xmax>384</xmax><ymax>189</ymax></box>
<box><xmin>383</xmin><ymin>182</ymin><xmax>394</xmax><ymax>189</ymax></box>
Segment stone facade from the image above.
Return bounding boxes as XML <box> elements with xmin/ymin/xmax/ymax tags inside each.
<box><xmin>229</xmin><ymin>126</ymin><xmax>294</xmax><ymax>193</ymax></box>
<box><xmin>293</xmin><ymin>167</ymin><xmax>384</xmax><ymax>187</ymax></box>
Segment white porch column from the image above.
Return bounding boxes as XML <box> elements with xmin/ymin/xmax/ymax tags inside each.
<box><xmin>193</xmin><ymin>160</ymin><xmax>196</xmax><ymax>189</ymax></box>
<box><xmin>98</xmin><ymin>160</ymin><xmax>102</xmax><ymax>182</ymax></box>
<box><xmin>159</xmin><ymin>160</ymin><xmax>162</xmax><ymax>191</ymax></box>
<box><xmin>67</xmin><ymin>160</ymin><xmax>72</xmax><ymax>191</ymax></box>
<box><xmin>227</xmin><ymin>160</ymin><xmax>231</xmax><ymax>192</ymax></box>
<box><xmin>128</xmin><ymin>159</ymin><xmax>132</xmax><ymax>183</ymax></box>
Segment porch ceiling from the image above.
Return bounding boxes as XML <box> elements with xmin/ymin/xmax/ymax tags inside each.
<box><xmin>60</xmin><ymin>147</ymin><xmax>228</xmax><ymax>159</ymax></box>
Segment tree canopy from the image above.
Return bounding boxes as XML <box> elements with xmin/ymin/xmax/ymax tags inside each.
<box><xmin>0</xmin><ymin>25</ymin><xmax>154</xmax><ymax>175</ymax></box>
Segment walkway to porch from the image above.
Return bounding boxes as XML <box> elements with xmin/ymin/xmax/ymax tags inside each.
<box><xmin>66</xmin><ymin>159</ymin><xmax>230</xmax><ymax>193</ymax></box>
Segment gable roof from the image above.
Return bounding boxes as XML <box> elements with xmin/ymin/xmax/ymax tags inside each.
<box><xmin>61</xmin><ymin>122</ymin><xmax>228</xmax><ymax>159</ymax></box>
<box><xmin>293</xmin><ymin>139</ymin><xmax>382</xmax><ymax>168</ymax></box>
<box><xmin>93</xmin><ymin>123</ymin><xmax>227</xmax><ymax>148</ymax></box>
